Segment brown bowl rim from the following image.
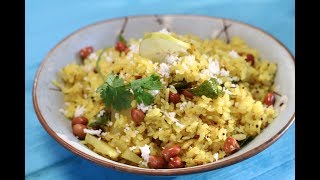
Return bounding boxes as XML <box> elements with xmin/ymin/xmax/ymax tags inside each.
<box><xmin>32</xmin><ymin>14</ymin><xmax>295</xmax><ymax>176</ymax></box>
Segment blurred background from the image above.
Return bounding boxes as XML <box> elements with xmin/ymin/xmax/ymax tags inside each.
<box><xmin>26</xmin><ymin>0</ymin><xmax>294</xmax><ymax>179</ymax></box>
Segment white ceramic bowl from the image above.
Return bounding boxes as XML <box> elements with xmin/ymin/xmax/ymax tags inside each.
<box><xmin>33</xmin><ymin>15</ymin><xmax>295</xmax><ymax>176</ymax></box>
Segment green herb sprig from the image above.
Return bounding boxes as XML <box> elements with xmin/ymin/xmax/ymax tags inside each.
<box><xmin>96</xmin><ymin>73</ymin><xmax>162</xmax><ymax>111</ymax></box>
<box><xmin>190</xmin><ymin>78</ymin><xmax>223</xmax><ymax>99</ymax></box>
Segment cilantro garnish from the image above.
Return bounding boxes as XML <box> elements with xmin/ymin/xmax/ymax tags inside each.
<box><xmin>190</xmin><ymin>78</ymin><xmax>223</xmax><ymax>99</ymax></box>
<box><xmin>130</xmin><ymin>74</ymin><xmax>162</xmax><ymax>105</ymax></box>
<box><xmin>96</xmin><ymin>73</ymin><xmax>132</xmax><ymax>111</ymax></box>
<box><xmin>96</xmin><ymin>73</ymin><xmax>162</xmax><ymax>111</ymax></box>
<box><xmin>130</xmin><ymin>74</ymin><xmax>162</xmax><ymax>90</ymax></box>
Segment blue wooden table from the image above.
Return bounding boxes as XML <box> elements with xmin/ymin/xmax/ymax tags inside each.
<box><xmin>26</xmin><ymin>0</ymin><xmax>295</xmax><ymax>179</ymax></box>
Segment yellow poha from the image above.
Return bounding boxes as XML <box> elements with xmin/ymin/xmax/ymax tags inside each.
<box><xmin>54</xmin><ymin>31</ymin><xmax>278</xmax><ymax>168</ymax></box>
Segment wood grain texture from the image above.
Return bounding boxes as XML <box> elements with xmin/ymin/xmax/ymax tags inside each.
<box><xmin>26</xmin><ymin>0</ymin><xmax>294</xmax><ymax>179</ymax></box>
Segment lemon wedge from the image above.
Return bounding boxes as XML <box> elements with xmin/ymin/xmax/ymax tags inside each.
<box><xmin>139</xmin><ymin>32</ymin><xmax>191</xmax><ymax>62</ymax></box>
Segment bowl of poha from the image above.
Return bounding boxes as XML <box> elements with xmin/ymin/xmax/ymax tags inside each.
<box><xmin>33</xmin><ymin>15</ymin><xmax>295</xmax><ymax>175</ymax></box>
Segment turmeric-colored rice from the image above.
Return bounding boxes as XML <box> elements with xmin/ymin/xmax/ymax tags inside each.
<box><xmin>54</xmin><ymin>32</ymin><xmax>278</xmax><ymax>168</ymax></box>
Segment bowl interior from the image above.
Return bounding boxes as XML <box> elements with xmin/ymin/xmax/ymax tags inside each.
<box><xmin>34</xmin><ymin>15</ymin><xmax>295</xmax><ymax>175</ymax></box>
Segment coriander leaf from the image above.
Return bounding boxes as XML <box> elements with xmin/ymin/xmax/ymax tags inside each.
<box><xmin>107</xmin><ymin>73</ymin><xmax>125</xmax><ymax>87</ymax></box>
<box><xmin>130</xmin><ymin>74</ymin><xmax>162</xmax><ymax>105</ymax></box>
<box><xmin>132</xmin><ymin>87</ymin><xmax>154</xmax><ymax>105</ymax></box>
<box><xmin>100</xmin><ymin>85</ymin><xmax>131</xmax><ymax>111</ymax></box>
<box><xmin>130</xmin><ymin>74</ymin><xmax>162</xmax><ymax>90</ymax></box>
<box><xmin>190</xmin><ymin>78</ymin><xmax>223</xmax><ymax>99</ymax></box>
<box><xmin>88</xmin><ymin>110</ymin><xmax>111</xmax><ymax>128</ymax></box>
<box><xmin>97</xmin><ymin>73</ymin><xmax>132</xmax><ymax>111</ymax></box>
<box><xmin>97</xmin><ymin>73</ymin><xmax>162</xmax><ymax>111</ymax></box>
<box><xmin>98</xmin><ymin>72</ymin><xmax>124</xmax><ymax>87</ymax></box>
<box><xmin>105</xmin><ymin>73</ymin><xmax>116</xmax><ymax>85</ymax></box>
<box><xmin>96</xmin><ymin>82</ymin><xmax>109</xmax><ymax>93</ymax></box>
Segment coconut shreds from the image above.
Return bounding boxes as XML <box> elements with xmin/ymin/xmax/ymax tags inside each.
<box><xmin>213</xmin><ymin>153</ymin><xmax>219</xmax><ymax>161</ymax></box>
<box><xmin>208</xmin><ymin>59</ymin><xmax>220</xmax><ymax>75</ymax></box>
<box><xmin>102</xmin><ymin>52</ymin><xmax>113</xmax><ymax>62</ymax></box>
<box><xmin>158</xmin><ymin>28</ymin><xmax>171</xmax><ymax>35</ymax></box>
<box><xmin>119</xmin><ymin>73</ymin><xmax>126</xmax><ymax>80</ymax></box>
<box><xmin>165</xmin><ymin>53</ymin><xmax>179</xmax><ymax>65</ymax></box>
<box><xmin>164</xmin><ymin>111</ymin><xmax>185</xmax><ymax>129</ymax></box>
<box><xmin>88</xmin><ymin>53</ymin><xmax>98</xmax><ymax>61</ymax></box>
<box><xmin>153</xmin><ymin>63</ymin><xmax>159</xmax><ymax>70</ymax></box>
<box><xmin>139</xmin><ymin>144</ymin><xmax>151</xmax><ymax>166</ymax></box>
<box><xmin>129</xmin><ymin>43</ymin><xmax>139</xmax><ymax>53</ymax></box>
<box><xmin>229</xmin><ymin>50</ymin><xmax>240</xmax><ymax>58</ymax></box>
<box><xmin>185</xmin><ymin>55</ymin><xmax>195</xmax><ymax>64</ymax></box>
<box><xmin>107</xmin><ymin>121</ymin><xmax>113</xmax><ymax>127</ymax></box>
<box><xmin>160</xmin><ymin>78</ymin><xmax>166</xmax><ymax>85</ymax></box>
<box><xmin>116</xmin><ymin>147</ymin><xmax>122</xmax><ymax>154</ymax></box>
<box><xmin>179</xmin><ymin>102</ymin><xmax>188</xmax><ymax>110</ymax></box>
<box><xmin>126</xmin><ymin>52</ymin><xmax>133</xmax><ymax>60</ymax></box>
<box><xmin>169</xmin><ymin>85</ymin><xmax>175</xmax><ymax>90</ymax></box>
<box><xmin>124</xmin><ymin>124</ymin><xmax>131</xmax><ymax>132</ymax></box>
<box><xmin>83</xmin><ymin>128</ymin><xmax>102</xmax><ymax>136</ymax></box>
<box><xmin>74</xmin><ymin>105</ymin><xmax>86</xmax><ymax>117</ymax></box>
<box><xmin>223</xmin><ymin>87</ymin><xmax>232</xmax><ymax>95</ymax></box>
<box><xmin>115</xmin><ymin>112</ymin><xmax>120</xmax><ymax>119</ymax></box>
<box><xmin>128</xmin><ymin>88</ymin><xmax>134</xmax><ymax>95</ymax></box>
<box><xmin>215</xmin><ymin>77</ymin><xmax>223</xmax><ymax>84</ymax></box>
<box><xmin>200</xmin><ymin>58</ymin><xmax>220</xmax><ymax>78</ymax></box>
<box><xmin>220</xmin><ymin>68</ymin><xmax>230</xmax><ymax>77</ymax></box>
<box><xmin>175</xmin><ymin>70</ymin><xmax>182</xmax><ymax>74</ymax></box>
<box><xmin>149</xmin><ymin>90</ymin><xmax>160</xmax><ymax>96</ymax></box>
<box><xmin>101</xmin><ymin>132</ymin><xmax>108</xmax><ymax>136</ymax></box>
<box><xmin>129</xmin><ymin>146</ymin><xmax>137</xmax><ymax>151</ymax></box>
<box><xmin>158</xmin><ymin>63</ymin><xmax>170</xmax><ymax>78</ymax></box>
<box><xmin>137</xmin><ymin>103</ymin><xmax>151</xmax><ymax>113</ymax></box>
<box><xmin>230</xmin><ymin>84</ymin><xmax>237</xmax><ymax>88</ymax></box>
<box><xmin>97</xmin><ymin>110</ymin><xmax>105</xmax><ymax>118</ymax></box>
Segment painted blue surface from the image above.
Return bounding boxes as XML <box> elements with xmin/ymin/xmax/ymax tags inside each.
<box><xmin>26</xmin><ymin>0</ymin><xmax>295</xmax><ymax>179</ymax></box>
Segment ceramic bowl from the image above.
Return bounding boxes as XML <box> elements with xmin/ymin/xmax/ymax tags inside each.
<box><xmin>33</xmin><ymin>15</ymin><xmax>295</xmax><ymax>176</ymax></box>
